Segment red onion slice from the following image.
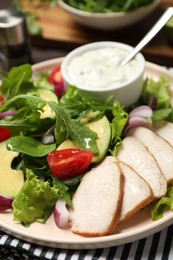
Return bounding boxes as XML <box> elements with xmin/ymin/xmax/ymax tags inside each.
<box><xmin>0</xmin><ymin>110</ymin><xmax>16</xmax><ymax>119</ymax></box>
<box><xmin>53</xmin><ymin>81</ymin><xmax>65</xmax><ymax>98</ymax></box>
<box><xmin>149</xmin><ymin>95</ymin><xmax>157</xmax><ymax>109</ymax></box>
<box><xmin>129</xmin><ymin>105</ymin><xmax>153</xmax><ymax>118</ymax></box>
<box><xmin>124</xmin><ymin>116</ymin><xmax>152</xmax><ymax>135</ymax></box>
<box><xmin>54</xmin><ymin>199</ymin><xmax>69</xmax><ymax>229</ymax></box>
<box><xmin>0</xmin><ymin>194</ymin><xmax>13</xmax><ymax>211</ymax></box>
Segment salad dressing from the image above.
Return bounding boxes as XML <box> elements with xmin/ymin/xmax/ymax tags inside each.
<box><xmin>67</xmin><ymin>47</ymin><xmax>139</xmax><ymax>89</ymax></box>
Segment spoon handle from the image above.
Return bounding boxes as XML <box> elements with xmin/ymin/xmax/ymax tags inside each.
<box><xmin>121</xmin><ymin>7</ymin><xmax>173</xmax><ymax>66</ymax></box>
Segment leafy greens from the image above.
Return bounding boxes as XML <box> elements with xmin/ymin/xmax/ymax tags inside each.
<box><xmin>63</xmin><ymin>0</ymin><xmax>155</xmax><ymax>13</ymax></box>
<box><xmin>12</xmin><ymin>169</ymin><xmax>62</xmax><ymax>225</ymax></box>
<box><xmin>1</xmin><ymin>63</ymin><xmax>173</xmax><ymax>227</ymax></box>
<box><xmin>0</xmin><ymin>64</ymin><xmax>128</xmax><ymax>226</ymax></box>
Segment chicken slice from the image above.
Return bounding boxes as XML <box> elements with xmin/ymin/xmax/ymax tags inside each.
<box><xmin>95</xmin><ymin>156</ymin><xmax>153</xmax><ymax>222</ymax></box>
<box><xmin>69</xmin><ymin>158</ymin><xmax>124</xmax><ymax>237</ymax></box>
<box><xmin>129</xmin><ymin>126</ymin><xmax>173</xmax><ymax>184</ymax></box>
<box><xmin>117</xmin><ymin>160</ymin><xmax>153</xmax><ymax>222</ymax></box>
<box><xmin>153</xmin><ymin>120</ymin><xmax>173</xmax><ymax>147</ymax></box>
<box><xmin>117</xmin><ymin>136</ymin><xmax>167</xmax><ymax>199</ymax></box>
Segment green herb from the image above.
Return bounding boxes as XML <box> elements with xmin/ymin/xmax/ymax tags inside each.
<box><xmin>63</xmin><ymin>0</ymin><xmax>154</xmax><ymax>13</ymax></box>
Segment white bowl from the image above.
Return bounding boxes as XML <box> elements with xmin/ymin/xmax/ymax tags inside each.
<box><xmin>61</xmin><ymin>41</ymin><xmax>145</xmax><ymax>107</ymax></box>
<box><xmin>59</xmin><ymin>0</ymin><xmax>160</xmax><ymax>30</ymax></box>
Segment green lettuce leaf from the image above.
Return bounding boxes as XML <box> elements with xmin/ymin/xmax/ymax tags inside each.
<box><xmin>142</xmin><ymin>77</ymin><xmax>171</xmax><ymax>109</ymax></box>
<box><xmin>109</xmin><ymin>100</ymin><xmax>128</xmax><ymax>156</ymax></box>
<box><xmin>151</xmin><ymin>184</ymin><xmax>173</xmax><ymax>220</ymax></box>
<box><xmin>12</xmin><ymin>169</ymin><xmax>61</xmax><ymax>225</ymax></box>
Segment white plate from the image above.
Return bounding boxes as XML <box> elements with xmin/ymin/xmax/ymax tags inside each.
<box><xmin>0</xmin><ymin>58</ymin><xmax>173</xmax><ymax>250</ymax></box>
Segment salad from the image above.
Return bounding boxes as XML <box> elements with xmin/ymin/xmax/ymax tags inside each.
<box><xmin>62</xmin><ymin>0</ymin><xmax>155</xmax><ymax>13</ymax></box>
<box><xmin>0</xmin><ymin>63</ymin><xmax>173</xmax><ymax>229</ymax></box>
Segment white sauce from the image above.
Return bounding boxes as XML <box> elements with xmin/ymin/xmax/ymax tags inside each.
<box><xmin>67</xmin><ymin>47</ymin><xmax>139</xmax><ymax>89</ymax></box>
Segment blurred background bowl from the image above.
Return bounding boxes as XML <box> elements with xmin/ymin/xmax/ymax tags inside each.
<box><xmin>58</xmin><ymin>0</ymin><xmax>161</xmax><ymax>30</ymax></box>
<box><xmin>61</xmin><ymin>41</ymin><xmax>145</xmax><ymax>107</ymax></box>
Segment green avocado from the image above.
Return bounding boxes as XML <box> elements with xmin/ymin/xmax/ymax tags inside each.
<box><xmin>37</xmin><ymin>89</ymin><xmax>58</xmax><ymax>119</ymax></box>
<box><xmin>57</xmin><ymin>115</ymin><xmax>111</xmax><ymax>163</ymax></box>
<box><xmin>0</xmin><ymin>141</ymin><xmax>24</xmax><ymax>197</ymax></box>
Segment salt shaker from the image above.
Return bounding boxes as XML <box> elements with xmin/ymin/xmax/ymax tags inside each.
<box><xmin>0</xmin><ymin>9</ymin><xmax>32</xmax><ymax>71</ymax></box>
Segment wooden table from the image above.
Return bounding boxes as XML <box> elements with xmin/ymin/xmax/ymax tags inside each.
<box><xmin>23</xmin><ymin>1</ymin><xmax>173</xmax><ymax>66</ymax></box>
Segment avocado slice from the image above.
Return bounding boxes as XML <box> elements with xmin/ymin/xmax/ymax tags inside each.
<box><xmin>37</xmin><ymin>89</ymin><xmax>58</xmax><ymax>119</ymax></box>
<box><xmin>0</xmin><ymin>140</ymin><xmax>24</xmax><ymax>197</ymax></box>
<box><xmin>57</xmin><ymin>116</ymin><xmax>111</xmax><ymax>163</ymax></box>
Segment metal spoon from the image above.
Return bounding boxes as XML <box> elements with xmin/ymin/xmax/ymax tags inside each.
<box><xmin>121</xmin><ymin>7</ymin><xmax>173</xmax><ymax>66</ymax></box>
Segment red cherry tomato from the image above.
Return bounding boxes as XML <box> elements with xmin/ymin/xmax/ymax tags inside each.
<box><xmin>0</xmin><ymin>96</ymin><xmax>4</xmax><ymax>105</ymax></box>
<box><xmin>0</xmin><ymin>96</ymin><xmax>11</xmax><ymax>142</ymax></box>
<box><xmin>48</xmin><ymin>66</ymin><xmax>65</xmax><ymax>98</ymax></box>
<box><xmin>47</xmin><ymin>148</ymin><xmax>93</xmax><ymax>180</ymax></box>
<box><xmin>0</xmin><ymin>128</ymin><xmax>11</xmax><ymax>142</ymax></box>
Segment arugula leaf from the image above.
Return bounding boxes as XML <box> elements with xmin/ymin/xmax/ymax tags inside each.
<box><xmin>48</xmin><ymin>101</ymin><xmax>98</xmax><ymax>153</ymax></box>
<box><xmin>52</xmin><ymin>176</ymin><xmax>72</xmax><ymax>206</ymax></box>
<box><xmin>0</xmin><ymin>94</ymin><xmax>54</xmax><ymax>136</ymax></box>
<box><xmin>7</xmin><ymin>136</ymin><xmax>56</xmax><ymax>157</ymax></box>
<box><xmin>0</xmin><ymin>94</ymin><xmax>46</xmax><ymax>113</ymax></box>
<box><xmin>12</xmin><ymin>169</ymin><xmax>61</xmax><ymax>225</ymax></box>
<box><xmin>59</xmin><ymin>86</ymin><xmax>128</xmax><ymax>155</ymax></box>
<box><xmin>16</xmin><ymin>154</ymin><xmax>49</xmax><ymax>177</ymax></box>
<box><xmin>59</xmin><ymin>85</ymin><xmax>109</xmax><ymax>120</ymax></box>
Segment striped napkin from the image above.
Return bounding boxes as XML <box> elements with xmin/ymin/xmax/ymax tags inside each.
<box><xmin>1</xmin><ymin>224</ymin><xmax>173</xmax><ymax>260</ymax></box>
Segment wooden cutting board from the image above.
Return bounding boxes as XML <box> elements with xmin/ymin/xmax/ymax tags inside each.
<box><xmin>23</xmin><ymin>0</ymin><xmax>173</xmax><ymax>66</ymax></box>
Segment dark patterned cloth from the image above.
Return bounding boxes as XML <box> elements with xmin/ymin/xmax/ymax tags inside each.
<box><xmin>1</xmin><ymin>225</ymin><xmax>173</xmax><ymax>260</ymax></box>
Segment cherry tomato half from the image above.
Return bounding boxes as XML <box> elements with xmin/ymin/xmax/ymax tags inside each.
<box><xmin>0</xmin><ymin>128</ymin><xmax>11</xmax><ymax>142</ymax></box>
<box><xmin>47</xmin><ymin>148</ymin><xmax>93</xmax><ymax>180</ymax></box>
<box><xmin>48</xmin><ymin>66</ymin><xmax>65</xmax><ymax>98</ymax></box>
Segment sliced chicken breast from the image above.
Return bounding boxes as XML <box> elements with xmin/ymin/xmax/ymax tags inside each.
<box><xmin>153</xmin><ymin>120</ymin><xmax>173</xmax><ymax>147</ymax></box>
<box><xmin>95</xmin><ymin>156</ymin><xmax>153</xmax><ymax>222</ymax></box>
<box><xmin>129</xmin><ymin>126</ymin><xmax>173</xmax><ymax>184</ymax></box>
<box><xmin>69</xmin><ymin>158</ymin><xmax>124</xmax><ymax>237</ymax></box>
<box><xmin>117</xmin><ymin>136</ymin><xmax>167</xmax><ymax>199</ymax></box>
<box><xmin>117</xmin><ymin>160</ymin><xmax>153</xmax><ymax>222</ymax></box>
